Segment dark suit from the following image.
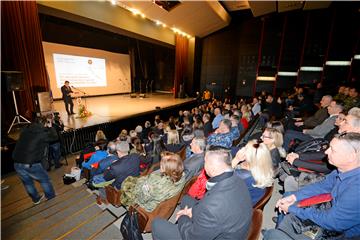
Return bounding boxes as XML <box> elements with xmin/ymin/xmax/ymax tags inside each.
<box><xmin>184</xmin><ymin>152</ymin><xmax>205</xmax><ymax>181</ymax></box>
<box><xmin>152</xmin><ymin>172</ymin><xmax>253</xmax><ymax>240</ymax></box>
<box><xmin>61</xmin><ymin>85</ymin><xmax>74</xmax><ymax>114</ymax></box>
<box><xmin>103</xmin><ymin>153</ymin><xmax>140</xmax><ymax>189</ymax></box>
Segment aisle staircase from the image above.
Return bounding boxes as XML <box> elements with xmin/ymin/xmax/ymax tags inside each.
<box><xmin>1</xmin><ymin>184</ymin><xmax>123</xmax><ymax>240</ymax></box>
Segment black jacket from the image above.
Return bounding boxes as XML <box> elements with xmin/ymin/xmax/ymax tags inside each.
<box><xmin>178</xmin><ymin>173</ymin><xmax>252</xmax><ymax>240</ymax></box>
<box><xmin>61</xmin><ymin>85</ymin><xmax>73</xmax><ymax>102</ymax></box>
<box><xmin>104</xmin><ymin>153</ymin><xmax>140</xmax><ymax>189</ymax></box>
<box><xmin>13</xmin><ymin>123</ymin><xmax>58</xmax><ymax>164</ymax></box>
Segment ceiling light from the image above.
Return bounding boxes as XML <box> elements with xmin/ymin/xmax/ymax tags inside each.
<box><xmin>257</xmin><ymin>76</ymin><xmax>276</xmax><ymax>81</ymax></box>
<box><xmin>325</xmin><ymin>61</ymin><xmax>351</xmax><ymax>66</ymax></box>
<box><xmin>277</xmin><ymin>71</ymin><xmax>298</xmax><ymax>76</ymax></box>
<box><xmin>300</xmin><ymin>66</ymin><xmax>323</xmax><ymax>71</ymax></box>
<box><xmin>354</xmin><ymin>54</ymin><xmax>360</xmax><ymax>60</ymax></box>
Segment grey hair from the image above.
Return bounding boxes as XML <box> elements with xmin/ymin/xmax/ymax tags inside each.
<box><xmin>221</xmin><ymin>119</ymin><xmax>232</xmax><ymax>131</ymax></box>
<box><xmin>107</xmin><ymin>141</ymin><xmax>117</xmax><ymax>154</ymax></box>
<box><xmin>335</xmin><ymin>132</ymin><xmax>360</xmax><ymax>157</ymax></box>
<box><xmin>192</xmin><ymin>137</ymin><xmax>206</xmax><ymax>152</ymax></box>
<box><xmin>348</xmin><ymin>107</ymin><xmax>360</xmax><ymax>128</ymax></box>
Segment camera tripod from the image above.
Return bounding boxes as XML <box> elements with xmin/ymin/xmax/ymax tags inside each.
<box><xmin>7</xmin><ymin>90</ymin><xmax>31</xmax><ymax>134</ymax></box>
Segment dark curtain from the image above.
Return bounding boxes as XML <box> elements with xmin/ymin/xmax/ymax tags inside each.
<box><xmin>1</xmin><ymin>1</ymin><xmax>49</xmax><ymax>128</ymax></box>
<box><xmin>174</xmin><ymin>35</ymin><xmax>189</xmax><ymax>98</ymax></box>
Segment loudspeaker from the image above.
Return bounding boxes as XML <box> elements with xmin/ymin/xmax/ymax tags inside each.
<box><xmin>155</xmin><ymin>106</ymin><xmax>161</xmax><ymax>110</ymax></box>
<box><xmin>130</xmin><ymin>93</ymin><xmax>137</xmax><ymax>98</ymax></box>
<box><xmin>2</xmin><ymin>71</ymin><xmax>25</xmax><ymax>91</ymax></box>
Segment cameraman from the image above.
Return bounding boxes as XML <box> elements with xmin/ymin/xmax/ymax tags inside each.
<box><xmin>12</xmin><ymin>116</ymin><xmax>58</xmax><ymax>204</ymax></box>
<box><xmin>46</xmin><ymin>113</ymin><xmax>64</xmax><ymax>170</ymax></box>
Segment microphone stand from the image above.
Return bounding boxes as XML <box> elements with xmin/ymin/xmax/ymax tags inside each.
<box><xmin>71</xmin><ymin>86</ymin><xmax>88</xmax><ymax>116</ymax></box>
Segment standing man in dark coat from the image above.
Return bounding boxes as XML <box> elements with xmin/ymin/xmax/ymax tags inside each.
<box><xmin>152</xmin><ymin>146</ymin><xmax>253</xmax><ymax>240</ymax></box>
<box><xmin>61</xmin><ymin>80</ymin><xmax>75</xmax><ymax>115</ymax></box>
<box><xmin>12</xmin><ymin>117</ymin><xmax>58</xmax><ymax>204</ymax></box>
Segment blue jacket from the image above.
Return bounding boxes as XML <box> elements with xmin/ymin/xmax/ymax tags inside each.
<box><xmin>82</xmin><ymin>150</ymin><xmax>107</xmax><ymax>169</ymax></box>
<box><xmin>235</xmin><ymin>169</ymin><xmax>265</xmax><ymax>206</ymax></box>
<box><xmin>289</xmin><ymin>168</ymin><xmax>360</xmax><ymax>238</ymax></box>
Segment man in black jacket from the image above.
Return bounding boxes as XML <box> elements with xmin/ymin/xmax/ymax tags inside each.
<box><xmin>61</xmin><ymin>80</ymin><xmax>75</xmax><ymax>115</ymax></box>
<box><xmin>12</xmin><ymin>117</ymin><xmax>58</xmax><ymax>204</ymax></box>
<box><xmin>152</xmin><ymin>146</ymin><xmax>252</xmax><ymax>240</ymax></box>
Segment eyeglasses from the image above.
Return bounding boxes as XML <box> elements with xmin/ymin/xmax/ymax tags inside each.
<box><xmin>261</xmin><ymin>134</ymin><xmax>272</xmax><ymax>139</ymax></box>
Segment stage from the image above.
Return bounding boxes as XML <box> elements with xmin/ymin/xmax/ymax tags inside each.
<box><xmin>53</xmin><ymin>93</ymin><xmax>195</xmax><ymax>130</ymax></box>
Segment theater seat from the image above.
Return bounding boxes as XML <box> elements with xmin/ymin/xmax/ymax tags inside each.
<box><xmin>132</xmin><ymin>188</ymin><xmax>183</xmax><ymax>233</ymax></box>
<box><xmin>247</xmin><ymin>209</ymin><xmax>263</xmax><ymax>240</ymax></box>
<box><xmin>132</xmin><ymin>176</ymin><xmax>196</xmax><ymax>233</ymax></box>
<box><xmin>176</xmin><ymin>147</ymin><xmax>186</xmax><ymax>161</ymax></box>
<box><xmin>178</xmin><ymin>175</ymin><xmax>198</xmax><ymax>203</ymax></box>
<box><xmin>253</xmin><ymin>185</ymin><xmax>273</xmax><ymax>210</ymax></box>
<box><xmin>105</xmin><ymin>185</ymin><xmax>122</xmax><ymax>207</ymax></box>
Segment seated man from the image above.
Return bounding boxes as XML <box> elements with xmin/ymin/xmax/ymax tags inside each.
<box><xmin>90</xmin><ymin>141</ymin><xmax>119</xmax><ymax>177</ymax></box>
<box><xmin>264</xmin><ymin>133</ymin><xmax>360</xmax><ymax>239</ymax></box>
<box><xmin>281</xmin><ymin>107</ymin><xmax>360</xmax><ymax>192</ymax></box>
<box><xmin>92</xmin><ymin>141</ymin><xmax>140</xmax><ymax>189</ymax></box>
<box><xmin>292</xmin><ymin>95</ymin><xmax>332</xmax><ymax>130</ymax></box>
<box><xmin>183</xmin><ymin>137</ymin><xmax>206</xmax><ymax>181</ymax></box>
<box><xmin>207</xmin><ymin>119</ymin><xmax>233</xmax><ymax>148</ymax></box>
<box><xmin>152</xmin><ymin>146</ymin><xmax>252</xmax><ymax>240</ymax></box>
<box><xmin>283</xmin><ymin>100</ymin><xmax>344</xmax><ymax>151</ymax></box>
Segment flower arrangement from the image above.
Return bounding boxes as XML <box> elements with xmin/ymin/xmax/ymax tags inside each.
<box><xmin>78</xmin><ymin>104</ymin><xmax>92</xmax><ymax>118</ymax></box>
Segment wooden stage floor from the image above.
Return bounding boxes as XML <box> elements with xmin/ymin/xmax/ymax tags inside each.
<box><xmin>53</xmin><ymin>93</ymin><xmax>194</xmax><ymax>130</ymax></box>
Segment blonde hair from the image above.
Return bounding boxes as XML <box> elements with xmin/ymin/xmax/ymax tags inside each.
<box><xmin>244</xmin><ymin>140</ymin><xmax>274</xmax><ymax>188</ymax></box>
<box><xmin>167</xmin><ymin>130</ymin><xmax>180</xmax><ymax>144</ymax></box>
<box><xmin>95</xmin><ymin>130</ymin><xmax>106</xmax><ymax>142</ymax></box>
<box><xmin>264</xmin><ymin>128</ymin><xmax>286</xmax><ymax>158</ymax></box>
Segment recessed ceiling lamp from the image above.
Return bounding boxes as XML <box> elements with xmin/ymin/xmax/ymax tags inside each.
<box><xmin>325</xmin><ymin>61</ymin><xmax>351</xmax><ymax>66</ymax></box>
<box><xmin>277</xmin><ymin>71</ymin><xmax>298</xmax><ymax>76</ymax></box>
<box><xmin>300</xmin><ymin>66</ymin><xmax>323</xmax><ymax>71</ymax></box>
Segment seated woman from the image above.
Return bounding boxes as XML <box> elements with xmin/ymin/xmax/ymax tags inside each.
<box><xmin>120</xmin><ymin>152</ymin><xmax>186</xmax><ymax>212</ymax></box>
<box><xmin>165</xmin><ymin>130</ymin><xmax>184</xmax><ymax>153</ymax></box>
<box><xmin>260</xmin><ymin>127</ymin><xmax>286</xmax><ymax>169</ymax></box>
<box><xmin>232</xmin><ymin>140</ymin><xmax>274</xmax><ymax>206</ymax></box>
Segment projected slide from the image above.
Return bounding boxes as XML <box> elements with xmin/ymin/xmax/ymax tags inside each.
<box><xmin>53</xmin><ymin>53</ymin><xmax>107</xmax><ymax>87</ymax></box>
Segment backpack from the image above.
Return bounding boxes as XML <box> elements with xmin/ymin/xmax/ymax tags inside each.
<box><xmin>294</xmin><ymin>138</ymin><xmax>329</xmax><ymax>154</ymax></box>
<box><xmin>120</xmin><ymin>208</ymin><xmax>143</xmax><ymax>240</ymax></box>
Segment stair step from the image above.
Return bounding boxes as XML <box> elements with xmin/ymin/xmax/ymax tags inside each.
<box><xmin>3</xmin><ymin>187</ymin><xmax>92</xmax><ymax>239</ymax></box>
<box><xmin>62</xmin><ymin>211</ymin><xmax>116</xmax><ymax>240</ymax></box>
<box><xmin>38</xmin><ymin>204</ymin><xmax>103</xmax><ymax>239</ymax></box>
<box><xmin>7</xmin><ymin>192</ymin><xmax>96</xmax><ymax>240</ymax></box>
<box><xmin>92</xmin><ymin>223</ymin><xmax>123</xmax><ymax>240</ymax></box>
<box><xmin>1</xmin><ymin>183</ymin><xmax>74</xmax><ymax>220</ymax></box>
<box><xmin>2</xmin><ymin>185</ymin><xmax>80</xmax><ymax>228</ymax></box>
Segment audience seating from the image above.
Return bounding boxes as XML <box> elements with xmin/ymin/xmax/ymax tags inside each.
<box><xmin>131</xmin><ymin>175</ymin><xmax>197</xmax><ymax>233</ymax></box>
<box><xmin>178</xmin><ymin>175</ymin><xmax>198</xmax><ymax>203</ymax></box>
<box><xmin>235</xmin><ymin>114</ymin><xmax>260</xmax><ymax>147</ymax></box>
<box><xmin>247</xmin><ymin>209</ymin><xmax>263</xmax><ymax>240</ymax></box>
<box><xmin>105</xmin><ymin>185</ymin><xmax>122</xmax><ymax>207</ymax></box>
<box><xmin>253</xmin><ymin>185</ymin><xmax>273</xmax><ymax>210</ymax></box>
<box><xmin>176</xmin><ymin>146</ymin><xmax>186</xmax><ymax>161</ymax></box>
<box><xmin>132</xmin><ymin>187</ymin><xmax>184</xmax><ymax>233</ymax></box>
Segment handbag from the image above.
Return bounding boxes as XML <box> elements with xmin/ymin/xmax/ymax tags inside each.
<box><xmin>63</xmin><ymin>174</ymin><xmax>76</xmax><ymax>185</ymax></box>
<box><xmin>120</xmin><ymin>208</ymin><xmax>143</xmax><ymax>240</ymax></box>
